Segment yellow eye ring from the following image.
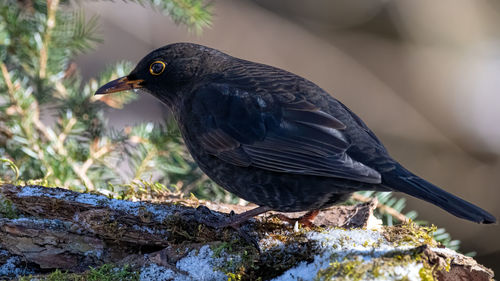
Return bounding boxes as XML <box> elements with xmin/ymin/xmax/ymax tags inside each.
<box><xmin>149</xmin><ymin>61</ymin><xmax>166</xmax><ymax>75</ymax></box>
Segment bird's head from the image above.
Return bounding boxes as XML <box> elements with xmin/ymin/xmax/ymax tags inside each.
<box><xmin>95</xmin><ymin>43</ymin><xmax>224</xmax><ymax>106</ymax></box>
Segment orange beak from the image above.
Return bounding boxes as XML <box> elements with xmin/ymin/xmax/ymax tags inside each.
<box><xmin>94</xmin><ymin>76</ymin><xmax>144</xmax><ymax>95</ymax></box>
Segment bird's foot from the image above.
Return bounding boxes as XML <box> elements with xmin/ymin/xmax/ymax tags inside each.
<box><xmin>275</xmin><ymin>209</ymin><xmax>320</xmax><ymax>227</ymax></box>
<box><xmin>196</xmin><ymin>205</ymin><xmax>272</xmax><ymax>249</ymax></box>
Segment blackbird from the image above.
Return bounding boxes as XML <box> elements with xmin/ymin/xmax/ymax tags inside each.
<box><xmin>96</xmin><ymin>43</ymin><xmax>496</xmax><ymax>226</ymax></box>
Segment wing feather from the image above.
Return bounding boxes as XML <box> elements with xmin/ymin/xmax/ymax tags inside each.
<box><xmin>193</xmin><ymin>83</ymin><xmax>381</xmax><ymax>184</ymax></box>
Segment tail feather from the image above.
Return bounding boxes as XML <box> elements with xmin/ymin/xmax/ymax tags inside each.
<box><xmin>382</xmin><ymin>164</ymin><xmax>496</xmax><ymax>224</ymax></box>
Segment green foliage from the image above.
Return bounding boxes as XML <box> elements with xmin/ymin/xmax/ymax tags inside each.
<box><xmin>0</xmin><ymin>0</ymin><xmax>215</xmax><ymax>198</ymax></box>
<box><xmin>136</xmin><ymin>0</ymin><xmax>213</xmax><ymax>33</ymax></box>
<box><xmin>0</xmin><ymin>158</ymin><xmax>19</xmax><ymax>183</ymax></box>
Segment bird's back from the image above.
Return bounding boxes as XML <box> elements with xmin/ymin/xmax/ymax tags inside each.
<box><xmin>215</xmin><ymin>57</ymin><xmax>391</xmax><ymax>164</ymax></box>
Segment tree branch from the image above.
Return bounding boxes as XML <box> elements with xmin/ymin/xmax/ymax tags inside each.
<box><xmin>352</xmin><ymin>192</ymin><xmax>409</xmax><ymax>223</ymax></box>
<box><xmin>39</xmin><ymin>0</ymin><xmax>60</xmax><ymax>78</ymax></box>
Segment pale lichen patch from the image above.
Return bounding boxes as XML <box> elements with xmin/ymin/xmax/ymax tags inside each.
<box><xmin>139</xmin><ymin>246</ymin><xmax>229</xmax><ymax>281</ymax></box>
<box><xmin>16</xmin><ymin>185</ymin><xmax>181</xmax><ymax>223</ymax></box>
<box><xmin>0</xmin><ymin>250</ymin><xmax>34</xmax><ymax>278</ymax></box>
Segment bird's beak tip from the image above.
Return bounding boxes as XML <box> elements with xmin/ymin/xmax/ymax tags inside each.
<box><xmin>94</xmin><ymin>76</ymin><xmax>144</xmax><ymax>96</ymax></box>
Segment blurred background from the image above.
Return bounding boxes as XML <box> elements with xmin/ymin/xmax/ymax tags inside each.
<box><xmin>76</xmin><ymin>0</ymin><xmax>500</xmax><ymax>271</ymax></box>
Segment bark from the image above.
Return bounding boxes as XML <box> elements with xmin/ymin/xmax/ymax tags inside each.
<box><xmin>0</xmin><ymin>184</ymin><xmax>494</xmax><ymax>280</ymax></box>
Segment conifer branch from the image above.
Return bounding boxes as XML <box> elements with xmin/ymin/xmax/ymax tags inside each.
<box><xmin>0</xmin><ymin>63</ymin><xmax>15</xmax><ymax>100</ymax></box>
<box><xmin>31</xmin><ymin>102</ymin><xmax>52</xmax><ymax>142</ymax></box>
<box><xmin>123</xmin><ymin>0</ymin><xmax>213</xmax><ymax>33</ymax></box>
<box><xmin>39</xmin><ymin>0</ymin><xmax>61</xmax><ymax>78</ymax></box>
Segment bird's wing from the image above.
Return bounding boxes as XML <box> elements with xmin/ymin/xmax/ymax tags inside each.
<box><xmin>192</xmin><ymin>83</ymin><xmax>381</xmax><ymax>184</ymax></box>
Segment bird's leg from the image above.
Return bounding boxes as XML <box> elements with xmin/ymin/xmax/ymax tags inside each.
<box><xmin>197</xmin><ymin>205</ymin><xmax>272</xmax><ymax>229</ymax></box>
<box><xmin>199</xmin><ymin>206</ymin><xmax>272</xmax><ymax>250</ymax></box>
<box><xmin>276</xmin><ymin>209</ymin><xmax>320</xmax><ymax>227</ymax></box>
<box><xmin>216</xmin><ymin>206</ymin><xmax>273</xmax><ymax>228</ymax></box>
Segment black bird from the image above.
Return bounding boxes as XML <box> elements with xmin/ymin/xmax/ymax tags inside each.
<box><xmin>96</xmin><ymin>43</ymin><xmax>496</xmax><ymax>226</ymax></box>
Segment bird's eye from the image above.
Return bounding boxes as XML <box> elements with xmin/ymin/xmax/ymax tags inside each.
<box><xmin>149</xmin><ymin>61</ymin><xmax>166</xmax><ymax>76</ymax></box>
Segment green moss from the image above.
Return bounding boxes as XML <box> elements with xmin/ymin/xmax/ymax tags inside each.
<box><xmin>384</xmin><ymin>221</ymin><xmax>438</xmax><ymax>247</ymax></box>
<box><xmin>19</xmin><ymin>269</ymin><xmax>70</xmax><ymax>281</ymax></box>
<box><xmin>210</xmin><ymin>239</ymin><xmax>261</xmax><ymax>280</ymax></box>
<box><xmin>314</xmin><ymin>246</ymin><xmax>442</xmax><ymax>281</ymax></box>
<box><xmin>372</xmin><ymin>264</ymin><xmax>382</xmax><ymax>278</ymax></box>
<box><xmin>0</xmin><ymin>196</ymin><xmax>17</xmax><ymax>219</ymax></box>
<box><xmin>444</xmin><ymin>257</ymin><xmax>451</xmax><ymax>272</ymax></box>
<box><xmin>160</xmin><ymin>214</ymin><xmax>238</xmax><ymax>245</ymax></box>
<box><xmin>316</xmin><ymin>259</ymin><xmax>365</xmax><ymax>281</ymax></box>
<box><xmin>227</xmin><ymin>272</ymin><xmax>243</xmax><ymax>281</ymax></box>
<box><xmin>419</xmin><ymin>265</ymin><xmax>435</xmax><ymax>281</ymax></box>
<box><xmin>212</xmin><ymin>241</ymin><xmax>233</xmax><ymax>257</ymax></box>
<box><xmin>211</xmin><ymin>224</ymin><xmax>319</xmax><ymax>281</ymax></box>
<box><xmin>19</xmin><ymin>264</ymin><xmax>139</xmax><ymax>281</ymax></box>
<box><xmin>86</xmin><ymin>264</ymin><xmax>138</xmax><ymax>281</ymax></box>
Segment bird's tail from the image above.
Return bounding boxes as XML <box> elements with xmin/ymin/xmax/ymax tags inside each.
<box><xmin>382</xmin><ymin>164</ymin><xmax>496</xmax><ymax>224</ymax></box>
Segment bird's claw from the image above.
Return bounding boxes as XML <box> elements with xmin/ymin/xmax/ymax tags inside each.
<box><xmin>195</xmin><ymin>205</ymin><xmax>261</xmax><ymax>250</ymax></box>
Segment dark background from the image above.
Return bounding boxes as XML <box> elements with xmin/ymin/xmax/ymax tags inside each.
<box><xmin>76</xmin><ymin>0</ymin><xmax>500</xmax><ymax>272</ymax></box>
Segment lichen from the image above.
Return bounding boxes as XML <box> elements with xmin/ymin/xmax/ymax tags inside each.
<box><xmin>15</xmin><ymin>185</ymin><xmax>180</xmax><ymax>223</ymax></box>
<box><xmin>0</xmin><ymin>252</ymin><xmax>32</xmax><ymax>278</ymax></box>
<box><xmin>139</xmin><ymin>263</ymin><xmax>175</xmax><ymax>281</ymax></box>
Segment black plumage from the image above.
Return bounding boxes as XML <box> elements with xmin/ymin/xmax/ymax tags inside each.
<box><xmin>96</xmin><ymin>43</ymin><xmax>496</xmax><ymax>225</ymax></box>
